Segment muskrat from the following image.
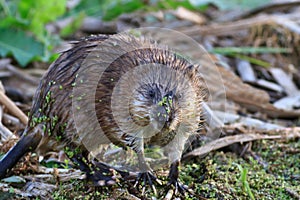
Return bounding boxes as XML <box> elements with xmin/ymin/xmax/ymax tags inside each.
<box><xmin>0</xmin><ymin>33</ymin><xmax>205</xmax><ymax>193</ymax></box>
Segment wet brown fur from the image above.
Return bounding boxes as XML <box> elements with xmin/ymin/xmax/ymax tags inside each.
<box><xmin>0</xmin><ymin>34</ymin><xmax>204</xmax><ymax>187</ymax></box>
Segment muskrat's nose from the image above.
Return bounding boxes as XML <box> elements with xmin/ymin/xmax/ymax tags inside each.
<box><xmin>156</xmin><ymin>105</ymin><xmax>168</xmax><ymax>122</ymax></box>
<box><xmin>150</xmin><ymin>104</ymin><xmax>169</xmax><ymax>126</ymax></box>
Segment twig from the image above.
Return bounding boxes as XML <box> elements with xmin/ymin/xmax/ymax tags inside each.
<box><xmin>81</xmin><ymin>17</ymin><xmax>117</xmax><ymax>34</ymax></box>
<box><xmin>183</xmin><ymin>127</ymin><xmax>300</xmax><ymax>160</ymax></box>
<box><xmin>3</xmin><ymin>113</ymin><xmax>21</xmax><ymax>127</ymax></box>
<box><xmin>0</xmin><ymin>88</ymin><xmax>28</xmax><ymax>125</ymax></box>
<box><xmin>285</xmin><ymin>187</ymin><xmax>300</xmax><ymax>200</ymax></box>
<box><xmin>24</xmin><ymin>181</ymin><xmax>57</xmax><ymax>199</ymax></box>
<box><xmin>0</xmin><ymin>58</ymin><xmax>39</xmax><ymax>85</ymax></box>
<box><xmin>0</xmin><ymin>58</ymin><xmax>11</xmax><ymax>68</ymax></box>
<box><xmin>24</xmin><ymin>168</ymin><xmax>85</xmax><ymax>182</ymax></box>
<box><xmin>180</xmin><ymin>15</ymin><xmax>271</xmax><ymax>36</ymax></box>
<box><xmin>181</xmin><ymin>13</ymin><xmax>300</xmax><ymax>37</ymax></box>
<box><xmin>228</xmin><ymin>1</ymin><xmax>300</xmax><ymax>21</ymax></box>
<box><xmin>6</xmin><ymin>64</ymin><xmax>40</xmax><ymax>85</ymax></box>
<box><xmin>0</xmin><ymin>106</ymin><xmax>17</xmax><ymax>141</ymax></box>
<box><xmin>0</xmin><ymin>182</ymin><xmax>32</xmax><ymax>198</ymax></box>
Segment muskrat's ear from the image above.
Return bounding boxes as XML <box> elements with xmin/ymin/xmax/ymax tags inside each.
<box><xmin>187</xmin><ymin>64</ymin><xmax>194</xmax><ymax>71</ymax></box>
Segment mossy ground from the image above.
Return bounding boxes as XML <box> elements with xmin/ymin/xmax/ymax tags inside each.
<box><xmin>182</xmin><ymin>138</ymin><xmax>299</xmax><ymax>200</ymax></box>
<box><xmin>1</xmin><ymin>138</ymin><xmax>299</xmax><ymax>199</ymax></box>
<box><xmin>50</xmin><ymin>138</ymin><xmax>300</xmax><ymax>199</ymax></box>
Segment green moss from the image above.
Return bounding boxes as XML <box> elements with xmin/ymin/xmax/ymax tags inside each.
<box><xmin>55</xmin><ymin>135</ymin><xmax>62</xmax><ymax>141</ymax></box>
<box><xmin>30</xmin><ymin>114</ymin><xmax>50</xmax><ymax>127</ymax></box>
<box><xmin>183</xmin><ymin>139</ymin><xmax>300</xmax><ymax>199</ymax></box>
<box><xmin>48</xmin><ymin>128</ymin><xmax>52</xmax><ymax>136</ymax></box>
<box><xmin>52</xmin><ymin>115</ymin><xmax>59</xmax><ymax>127</ymax></box>
<box><xmin>52</xmin><ymin>139</ymin><xmax>299</xmax><ymax>199</ymax></box>
<box><xmin>52</xmin><ymin>180</ymin><xmax>111</xmax><ymax>200</ymax></box>
<box><xmin>3</xmin><ymin>139</ymin><xmax>298</xmax><ymax>199</ymax></box>
<box><xmin>64</xmin><ymin>147</ymin><xmax>74</xmax><ymax>158</ymax></box>
<box><xmin>46</xmin><ymin>91</ymin><xmax>52</xmax><ymax>104</ymax></box>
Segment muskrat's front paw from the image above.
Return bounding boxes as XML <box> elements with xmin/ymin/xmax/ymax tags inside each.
<box><xmin>87</xmin><ymin>170</ymin><xmax>116</xmax><ymax>186</ymax></box>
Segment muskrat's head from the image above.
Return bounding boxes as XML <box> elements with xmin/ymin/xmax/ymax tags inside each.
<box><xmin>130</xmin><ymin>82</ymin><xmax>179</xmax><ymax>134</ymax></box>
<box><xmin>95</xmin><ymin>36</ymin><xmax>204</xmax><ymax>142</ymax></box>
<box><xmin>118</xmin><ymin>62</ymin><xmax>202</xmax><ymax>142</ymax></box>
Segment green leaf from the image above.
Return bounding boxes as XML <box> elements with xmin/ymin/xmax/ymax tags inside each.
<box><xmin>157</xmin><ymin>0</ymin><xmax>195</xmax><ymax>10</ymax></box>
<box><xmin>210</xmin><ymin>47</ymin><xmax>291</xmax><ymax>68</ymax></box>
<box><xmin>102</xmin><ymin>0</ymin><xmax>145</xmax><ymax>21</ymax></box>
<box><xmin>60</xmin><ymin>12</ymin><xmax>85</xmax><ymax>37</ymax></box>
<box><xmin>0</xmin><ymin>0</ymin><xmax>68</xmax><ymax>66</ymax></box>
<box><xmin>0</xmin><ymin>0</ymin><xmax>19</xmax><ymax>17</ymax></box>
<box><xmin>67</xmin><ymin>0</ymin><xmax>104</xmax><ymax>17</ymax></box>
<box><xmin>0</xmin><ymin>29</ymin><xmax>44</xmax><ymax>66</ymax></box>
<box><xmin>18</xmin><ymin>0</ymin><xmax>67</xmax><ymax>40</ymax></box>
<box><xmin>230</xmin><ymin>54</ymin><xmax>271</xmax><ymax>68</ymax></box>
<box><xmin>210</xmin><ymin>47</ymin><xmax>291</xmax><ymax>54</ymax></box>
<box><xmin>0</xmin><ymin>15</ymin><xmax>29</xmax><ymax>28</ymax></box>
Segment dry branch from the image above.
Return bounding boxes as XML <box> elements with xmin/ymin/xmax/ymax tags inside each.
<box><xmin>0</xmin><ymin>84</ymin><xmax>28</xmax><ymax>126</ymax></box>
<box><xmin>183</xmin><ymin>127</ymin><xmax>300</xmax><ymax>160</ymax></box>
<box><xmin>0</xmin><ymin>59</ymin><xmax>39</xmax><ymax>85</ymax></box>
<box><xmin>181</xmin><ymin>13</ymin><xmax>300</xmax><ymax>37</ymax></box>
<box><xmin>0</xmin><ymin>106</ymin><xmax>16</xmax><ymax>142</ymax></box>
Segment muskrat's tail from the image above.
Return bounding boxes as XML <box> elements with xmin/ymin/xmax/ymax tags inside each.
<box><xmin>0</xmin><ymin>127</ymin><xmax>42</xmax><ymax>179</ymax></box>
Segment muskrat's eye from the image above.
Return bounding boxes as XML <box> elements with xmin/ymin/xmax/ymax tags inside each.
<box><xmin>148</xmin><ymin>89</ymin><xmax>155</xmax><ymax>98</ymax></box>
<box><xmin>166</xmin><ymin>88</ymin><xmax>176</xmax><ymax>99</ymax></box>
<box><xmin>167</xmin><ymin>92</ymin><xmax>173</xmax><ymax>99</ymax></box>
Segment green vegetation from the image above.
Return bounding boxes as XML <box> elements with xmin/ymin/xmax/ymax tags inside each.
<box><xmin>182</xmin><ymin>139</ymin><xmax>300</xmax><ymax>199</ymax></box>
<box><xmin>210</xmin><ymin>47</ymin><xmax>292</xmax><ymax>67</ymax></box>
<box><xmin>52</xmin><ymin>180</ymin><xmax>111</xmax><ymax>200</ymax></box>
<box><xmin>0</xmin><ymin>0</ymin><xmax>66</xmax><ymax>66</ymax></box>
<box><xmin>22</xmin><ymin>138</ymin><xmax>298</xmax><ymax>199</ymax></box>
<box><xmin>234</xmin><ymin>163</ymin><xmax>255</xmax><ymax>200</ymax></box>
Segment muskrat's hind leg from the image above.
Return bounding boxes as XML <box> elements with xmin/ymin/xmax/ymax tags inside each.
<box><xmin>68</xmin><ymin>148</ymin><xmax>116</xmax><ymax>186</ymax></box>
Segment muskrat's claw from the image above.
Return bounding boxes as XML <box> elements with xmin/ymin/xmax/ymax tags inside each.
<box><xmin>72</xmin><ymin>156</ymin><xmax>116</xmax><ymax>186</ymax></box>
<box><xmin>164</xmin><ymin>160</ymin><xmax>194</xmax><ymax>197</ymax></box>
<box><xmin>164</xmin><ymin>179</ymin><xmax>197</xmax><ymax>200</ymax></box>
<box><xmin>87</xmin><ymin>169</ymin><xmax>116</xmax><ymax>186</ymax></box>
<box><xmin>166</xmin><ymin>178</ymin><xmax>189</xmax><ymax>195</ymax></box>
<box><xmin>165</xmin><ymin>180</ymin><xmax>207</xmax><ymax>200</ymax></box>
<box><xmin>134</xmin><ymin>171</ymin><xmax>162</xmax><ymax>196</ymax></box>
